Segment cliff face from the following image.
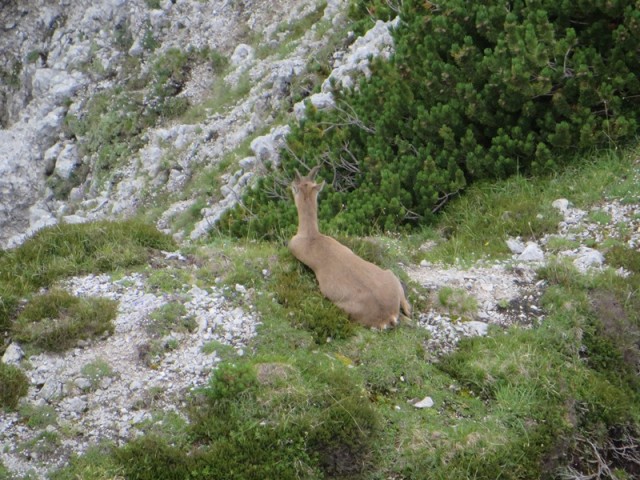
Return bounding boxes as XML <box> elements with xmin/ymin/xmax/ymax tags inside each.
<box><xmin>0</xmin><ymin>0</ymin><xmax>353</xmax><ymax>248</ymax></box>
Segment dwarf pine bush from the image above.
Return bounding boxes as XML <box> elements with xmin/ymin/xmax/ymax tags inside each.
<box><xmin>224</xmin><ymin>0</ymin><xmax>640</xmax><ymax>237</ymax></box>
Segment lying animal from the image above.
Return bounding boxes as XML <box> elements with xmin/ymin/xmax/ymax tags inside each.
<box><xmin>288</xmin><ymin>166</ymin><xmax>411</xmax><ymax>328</ymax></box>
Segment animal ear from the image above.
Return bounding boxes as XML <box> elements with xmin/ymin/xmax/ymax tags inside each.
<box><xmin>308</xmin><ymin>165</ymin><xmax>321</xmax><ymax>180</ymax></box>
<box><xmin>315</xmin><ymin>180</ymin><xmax>326</xmax><ymax>193</ymax></box>
<box><xmin>294</xmin><ymin>169</ymin><xmax>302</xmax><ymax>182</ymax></box>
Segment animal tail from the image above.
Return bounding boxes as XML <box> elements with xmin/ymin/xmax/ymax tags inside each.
<box><xmin>400</xmin><ymin>281</ymin><xmax>412</xmax><ymax>318</ymax></box>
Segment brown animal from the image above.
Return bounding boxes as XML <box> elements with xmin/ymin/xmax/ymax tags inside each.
<box><xmin>288</xmin><ymin>166</ymin><xmax>411</xmax><ymax>328</ymax></box>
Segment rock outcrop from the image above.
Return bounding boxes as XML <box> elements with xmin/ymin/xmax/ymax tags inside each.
<box><xmin>1</xmin><ymin>0</ymin><xmax>370</xmax><ymax>248</ymax></box>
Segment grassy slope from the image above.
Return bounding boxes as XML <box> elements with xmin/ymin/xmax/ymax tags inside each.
<box><xmin>24</xmin><ymin>144</ymin><xmax>637</xmax><ymax>479</ymax></box>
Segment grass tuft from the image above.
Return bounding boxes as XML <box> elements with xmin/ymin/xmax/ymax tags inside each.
<box><xmin>12</xmin><ymin>289</ymin><xmax>117</xmax><ymax>353</ymax></box>
<box><xmin>0</xmin><ymin>220</ymin><xmax>175</xmax><ymax>347</ymax></box>
<box><xmin>0</xmin><ymin>363</ymin><xmax>29</xmax><ymax>409</ymax></box>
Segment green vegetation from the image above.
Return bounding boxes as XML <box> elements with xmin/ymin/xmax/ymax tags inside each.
<box><xmin>0</xmin><ymin>59</ymin><xmax>22</xmax><ymax>89</ymax></box>
<box><xmin>224</xmin><ymin>0</ymin><xmax>640</xmax><ymax>238</ymax></box>
<box><xmin>0</xmin><ymin>363</ymin><xmax>29</xmax><ymax>409</ymax></box>
<box><xmin>4</xmin><ymin>1</ymin><xmax>640</xmax><ymax>477</ymax></box>
<box><xmin>146</xmin><ymin>268</ymin><xmax>191</xmax><ymax>293</ymax></box>
<box><xmin>0</xmin><ymin>220</ymin><xmax>175</xmax><ymax>349</ymax></box>
<box><xmin>180</xmin><ymin>70</ymin><xmax>250</xmax><ymax>124</ymax></box>
<box><xmin>437</xmin><ymin>286</ymin><xmax>478</xmax><ymax>320</ymax></box>
<box><xmin>270</xmin><ymin>249</ymin><xmax>355</xmax><ymax>343</ymax></box>
<box><xmin>12</xmin><ymin>289</ymin><xmax>116</xmax><ymax>353</ymax></box>
<box><xmin>256</xmin><ymin>2</ymin><xmax>329</xmax><ymax>60</ymax></box>
<box><xmin>146</xmin><ymin>302</ymin><xmax>196</xmax><ymax>338</ymax></box>
<box><xmin>52</xmin><ymin>143</ymin><xmax>640</xmax><ymax>479</ymax></box>
<box><xmin>417</xmin><ymin>147</ymin><xmax>638</xmax><ymax>265</ymax></box>
<box><xmin>81</xmin><ymin>359</ymin><xmax>116</xmax><ymax>391</ymax></box>
<box><xmin>19</xmin><ymin>404</ymin><xmax>58</xmax><ymax>429</ymax></box>
<box><xmin>0</xmin><ymin>219</ymin><xmax>173</xmax><ymax>410</ymax></box>
<box><xmin>64</xmin><ymin>46</ymin><xmax>226</xmax><ymax>189</ymax></box>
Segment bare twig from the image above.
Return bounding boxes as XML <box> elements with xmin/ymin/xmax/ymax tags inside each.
<box><xmin>431</xmin><ymin>189</ymin><xmax>460</xmax><ymax>214</ymax></box>
<box><xmin>318</xmin><ymin>101</ymin><xmax>376</xmax><ymax>135</ymax></box>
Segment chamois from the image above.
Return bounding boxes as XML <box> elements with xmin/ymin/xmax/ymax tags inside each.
<box><xmin>288</xmin><ymin>166</ymin><xmax>411</xmax><ymax>329</ymax></box>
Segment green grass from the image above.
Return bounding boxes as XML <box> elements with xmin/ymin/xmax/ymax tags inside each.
<box><xmin>146</xmin><ymin>302</ymin><xmax>196</xmax><ymax>338</ymax></box>
<box><xmin>81</xmin><ymin>359</ymin><xmax>116</xmax><ymax>390</ymax></box>
<box><xmin>180</xmin><ymin>71</ymin><xmax>252</xmax><ymax>124</ymax></box>
<box><xmin>417</xmin><ymin>146</ymin><xmax>640</xmax><ymax>265</ymax></box>
<box><xmin>19</xmin><ymin>404</ymin><xmax>58</xmax><ymax>428</ymax></box>
<box><xmin>12</xmin><ymin>289</ymin><xmax>117</xmax><ymax>353</ymax></box>
<box><xmin>0</xmin><ymin>219</ymin><xmax>175</xmax><ymax>333</ymax></box>
<box><xmin>0</xmin><ymin>363</ymin><xmax>29</xmax><ymax>409</ymax></box>
<box><xmin>39</xmin><ymin>143</ymin><xmax>640</xmax><ymax>479</ymax></box>
<box><xmin>437</xmin><ymin>286</ymin><xmax>478</xmax><ymax>321</ymax></box>
<box><xmin>0</xmin><ymin>220</ymin><xmax>175</xmax><ymax>408</ymax></box>
<box><xmin>0</xmin><ymin>220</ymin><xmax>175</xmax><ymax>295</ymax></box>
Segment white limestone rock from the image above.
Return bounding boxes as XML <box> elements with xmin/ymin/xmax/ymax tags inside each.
<box><xmin>1</xmin><ymin>343</ymin><xmax>24</xmax><ymax>365</ymax></box>
<box><xmin>462</xmin><ymin>321</ymin><xmax>489</xmax><ymax>337</ymax></box>
<box><xmin>517</xmin><ymin>242</ymin><xmax>544</xmax><ymax>262</ymax></box>
<box><xmin>413</xmin><ymin>396</ymin><xmax>435</xmax><ymax>409</ymax></box>
<box><xmin>506</xmin><ymin>237</ymin><xmax>525</xmax><ymax>254</ymax></box>
<box><xmin>52</xmin><ymin>143</ymin><xmax>81</xmax><ymax>179</ymax></box>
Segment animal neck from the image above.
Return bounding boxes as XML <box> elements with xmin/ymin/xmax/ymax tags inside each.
<box><xmin>295</xmin><ymin>197</ymin><xmax>320</xmax><ymax>237</ymax></box>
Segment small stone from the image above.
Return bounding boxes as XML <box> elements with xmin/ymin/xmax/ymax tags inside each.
<box><xmin>64</xmin><ymin>396</ymin><xmax>88</xmax><ymax>413</ymax></box>
<box><xmin>2</xmin><ymin>343</ymin><xmax>24</xmax><ymax>365</ymax></box>
<box><xmin>239</xmin><ymin>156</ymin><xmax>256</xmax><ymax>170</ymax></box>
<box><xmin>573</xmin><ymin>247</ymin><xmax>605</xmax><ymax>272</ymax></box>
<box><xmin>74</xmin><ymin>377</ymin><xmax>93</xmax><ymax>391</ymax></box>
<box><xmin>230</xmin><ymin>43</ymin><xmax>254</xmax><ymax>65</ymax></box>
<box><xmin>506</xmin><ymin>238</ymin><xmax>525</xmax><ymax>254</ymax></box>
<box><xmin>517</xmin><ymin>243</ymin><xmax>544</xmax><ymax>262</ymax></box>
<box><xmin>552</xmin><ymin>198</ymin><xmax>570</xmax><ymax>213</ymax></box>
<box><xmin>39</xmin><ymin>378</ymin><xmax>63</xmax><ymax>402</ymax></box>
<box><xmin>413</xmin><ymin>396</ymin><xmax>435</xmax><ymax>409</ymax></box>
<box><xmin>462</xmin><ymin>321</ymin><xmax>489</xmax><ymax>337</ymax></box>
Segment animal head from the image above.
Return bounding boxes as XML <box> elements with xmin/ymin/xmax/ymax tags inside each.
<box><xmin>291</xmin><ymin>166</ymin><xmax>325</xmax><ymax>204</ymax></box>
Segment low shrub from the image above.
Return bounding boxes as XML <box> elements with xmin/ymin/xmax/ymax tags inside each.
<box><xmin>224</xmin><ymin>0</ymin><xmax>640</xmax><ymax>238</ymax></box>
<box><xmin>0</xmin><ymin>363</ymin><xmax>29</xmax><ymax>409</ymax></box>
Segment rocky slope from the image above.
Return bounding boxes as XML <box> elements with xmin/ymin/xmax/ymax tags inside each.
<box><xmin>2</xmin><ymin>1</ymin><xmax>639</xmax><ymax>478</ymax></box>
<box><xmin>2</xmin><ymin>182</ymin><xmax>639</xmax><ymax>478</ymax></box>
<box><xmin>0</xmin><ymin>0</ymin><xmax>361</xmax><ymax>248</ymax></box>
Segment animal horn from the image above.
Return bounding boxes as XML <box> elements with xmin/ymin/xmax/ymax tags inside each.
<box><xmin>294</xmin><ymin>169</ymin><xmax>302</xmax><ymax>181</ymax></box>
<box><xmin>308</xmin><ymin>165</ymin><xmax>321</xmax><ymax>179</ymax></box>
